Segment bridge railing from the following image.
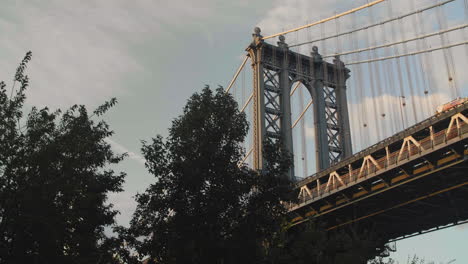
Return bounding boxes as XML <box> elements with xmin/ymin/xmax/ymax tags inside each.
<box><xmin>293</xmin><ymin>112</ymin><xmax>467</xmax><ymax>207</ymax></box>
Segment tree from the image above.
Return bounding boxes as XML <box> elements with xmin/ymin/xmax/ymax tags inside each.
<box><xmin>0</xmin><ymin>52</ymin><xmax>126</xmax><ymax>263</ymax></box>
<box><xmin>370</xmin><ymin>255</ymin><xmax>445</xmax><ymax>264</ymax></box>
<box><xmin>272</xmin><ymin>221</ymin><xmax>391</xmax><ymax>264</ymax></box>
<box><xmin>126</xmin><ymin>86</ymin><xmax>293</xmax><ymax>263</ymax></box>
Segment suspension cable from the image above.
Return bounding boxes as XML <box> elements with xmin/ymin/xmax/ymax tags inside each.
<box><xmin>414</xmin><ymin>2</ymin><xmax>436</xmax><ymax>117</ymax></box>
<box><xmin>322</xmin><ymin>24</ymin><xmax>468</xmax><ymax>58</ymax></box>
<box><xmin>346</xmin><ymin>41</ymin><xmax>468</xmax><ymax>65</ymax></box>
<box><xmin>349</xmin><ymin>11</ymin><xmax>364</xmax><ymax>150</ymax></box>
<box><xmin>225</xmin><ymin>56</ymin><xmax>248</xmax><ymax>93</ymax></box>
<box><xmin>363</xmin><ymin>4</ymin><xmax>382</xmax><ymax>141</ymax></box>
<box><xmin>240</xmin><ymin>93</ymin><xmax>253</xmax><ymax>113</ymax></box>
<box><xmin>289</xmin><ymin>0</ymin><xmax>456</xmax><ymax>48</ymax></box>
<box><xmin>408</xmin><ymin>0</ymin><xmax>430</xmax><ymax>121</ymax></box>
<box><xmin>262</xmin><ymin>0</ymin><xmax>386</xmax><ymax>40</ymax></box>
<box><xmin>437</xmin><ymin>2</ymin><xmax>460</xmax><ymax>98</ymax></box>
<box><xmin>238</xmin><ymin>147</ymin><xmax>254</xmax><ymax>167</ymax></box>
<box><xmin>290</xmin><ymin>82</ymin><xmax>301</xmax><ymax>96</ymax></box>
<box><xmin>379</xmin><ymin>0</ymin><xmax>396</xmax><ymax>136</ymax></box>
<box><xmin>292</xmin><ymin>99</ymin><xmax>313</xmax><ymax>129</ymax></box>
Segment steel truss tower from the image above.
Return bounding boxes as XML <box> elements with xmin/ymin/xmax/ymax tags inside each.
<box><xmin>246</xmin><ymin>27</ymin><xmax>352</xmax><ymax>179</ymax></box>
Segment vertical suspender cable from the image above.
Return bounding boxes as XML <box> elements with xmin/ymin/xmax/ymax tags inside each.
<box><xmin>388</xmin><ymin>0</ymin><xmax>408</xmax><ymax>129</ymax></box>
<box><xmin>349</xmin><ymin>11</ymin><xmax>363</xmax><ymax>151</ymax></box>
<box><xmin>397</xmin><ymin>11</ymin><xmax>419</xmax><ymax>125</ymax></box>
<box><xmin>436</xmin><ymin>3</ymin><xmax>453</xmax><ymax>98</ymax></box>
<box><xmin>382</xmin><ymin>0</ymin><xmax>397</xmax><ymax>133</ymax></box>
<box><xmin>368</xmin><ymin>0</ymin><xmax>387</xmax><ymax>140</ymax></box>
<box><xmin>416</xmin><ymin>7</ymin><xmax>437</xmax><ymax>113</ymax></box>
<box><xmin>364</xmin><ymin>1</ymin><xmax>382</xmax><ymax>142</ymax></box>
<box><xmin>296</xmin><ymin>32</ymin><xmax>309</xmax><ymax>177</ymax></box>
<box><xmin>436</xmin><ymin>2</ymin><xmax>460</xmax><ymax>98</ymax></box>
<box><xmin>225</xmin><ymin>56</ymin><xmax>248</xmax><ymax>94</ymax></box>
<box><xmin>299</xmin><ymin>87</ymin><xmax>308</xmax><ymax>177</ymax></box>
<box><xmin>353</xmin><ymin>12</ymin><xmax>369</xmax><ymax>148</ymax></box>
<box><xmin>242</xmin><ymin>60</ymin><xmax>246</xmax><ymax>108</ymax></box>
<box><xmin>463</xmin><ymin>0</ymin><xmax>468</xmax><ymax>63</ymax></box>
<box><xmin>409</xmin><ymin>0</ymin><xmax>431</xmax><ymax>118</ymax></box>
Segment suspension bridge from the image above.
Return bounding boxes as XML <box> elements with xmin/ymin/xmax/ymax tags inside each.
<box><xmin>226</xmin><ymin>0</ymin><xmax>468</xmax><ymax>242</ymax></box>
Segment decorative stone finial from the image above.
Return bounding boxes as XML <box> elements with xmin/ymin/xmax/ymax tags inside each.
<box><xmin>254</xmin><ymin>27</ymin><xmax>261</xmax><ymax>35</ymax></box>
<box><xmin>333</xmin><ymin>54</ymin><xmax>345</xmax><ymax>68</ymax></box>
<box><xmin>252</xmin><ymin>26</ymin><xmax>263</xmax><ymax>45</ymax></box>
<box><xmin>311</xmin><ymin>46</ymin><xmax>322</xmax><ymax>63</ymax></box>
<box><xmin>277</xmin><ymin>35</ymin><xmax>288</xmax><ymax>48</ymax></box>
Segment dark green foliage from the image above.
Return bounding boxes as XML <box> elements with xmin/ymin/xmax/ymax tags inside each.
<box><xmin>370</xmin><ymin>257</ymin><xmax>396</xmax><ymax>264</ymax></box>
<box><xmin>370</xmin><ymin>255</ymin><xmax>440</xmax><ymax>264</ymax></box>
<box><xmin>0</xmin><ymin>53</ymin><xmax>125</xmax><ymax>263</ymax></box>
<box><xmin>94</xmin><ymin>97</ymin><xmax>118</xmax><ymax>117</ymax></box>
<box><xmin>126</xmin><ymin>86</ymin><xmax>294</xmax><ymax>263</ymax></box>
<box><xmin>269</xmin><ymin>221</ymin><xmax>391</xmax><ymax>264</ymax></box>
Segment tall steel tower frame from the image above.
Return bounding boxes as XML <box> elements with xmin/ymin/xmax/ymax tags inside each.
<box><xmin>246</xmin><ymin>27</ymin><xmax>352</xmax><ymax>179</ymax></box>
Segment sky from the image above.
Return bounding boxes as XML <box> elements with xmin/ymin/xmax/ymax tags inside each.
<box><xmin>0</xmin><ymin>0</ymin><xmax>467</xmax><ymax>263</ymax></box>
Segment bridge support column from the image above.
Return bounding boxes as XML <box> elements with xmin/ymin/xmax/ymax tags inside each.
<box><xmin>278</xmin><ymin>36</ymin><xmax>295</xmax><ymax>179</ymax></box>
<box><xmin>312</xmin><ymin>77</ymin><xmax>331</xmax><ymax>172</ymax></box>
<box><xmin>250</xmin><ymin>27</ymin><xmax>267</xmax><ymax>171</ymax></box>
<box><xmin>334</xmin><ymin>56</ymin><xmax>353</xmax><ymax>158</ymax></box>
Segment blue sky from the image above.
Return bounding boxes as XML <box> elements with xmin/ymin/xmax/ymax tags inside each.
<box><xmin>1</xmin><ymin>0</ymin><xmax>467</xmax><ymax>263</ymax></box>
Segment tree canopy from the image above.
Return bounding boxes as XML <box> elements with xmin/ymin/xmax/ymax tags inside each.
<box><xmin>126</xmin><ymin>86</ymin><xmax>294</xmax><ymax>263</ymax></box>
<box><xmin>0</xmin><ymin>52</ymin><xmax>126</xmax><ymax>263</ymax></box>
<box><xmin>270</xmin><ymin>221</ymin><xmax>392</xmax><ymax>264</ymax></box>
<box><xmin>0</xmin><ymin>54</ymin><xmax>426</xmax><ymax>264</ymax></box>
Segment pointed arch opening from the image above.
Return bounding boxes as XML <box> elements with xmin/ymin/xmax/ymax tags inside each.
<box><xmin>290</xmin><ymin>80</ymin><xmax>316</xmax><ymax>179</ymax></box>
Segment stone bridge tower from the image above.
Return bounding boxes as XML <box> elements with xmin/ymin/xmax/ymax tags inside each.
<box><xmin>246</xmin><ymin>27</ymin><xmax>352</xmax><ymax>179</ymax></box>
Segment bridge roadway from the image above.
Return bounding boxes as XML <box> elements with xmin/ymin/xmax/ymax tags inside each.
<box><xmin>288</xmin><ymin>101</ymin><xmax>468</xmax><ymax>241</ymax></box>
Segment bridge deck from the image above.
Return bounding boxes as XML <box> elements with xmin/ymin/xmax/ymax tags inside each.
<box><xmin>288</xmin><ymin>101</ymin><xmax>468</xmax><ymax>240</ymax></box>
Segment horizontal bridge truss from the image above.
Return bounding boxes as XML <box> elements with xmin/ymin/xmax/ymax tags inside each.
<box><xmin>288</xmin><ymin>101</ymin><xmax>468</xmax><ymax>239</ymax></box>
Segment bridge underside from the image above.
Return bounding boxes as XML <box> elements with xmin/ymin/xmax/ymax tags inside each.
<box><xmin>321</xmin><ymin>156</ymin><xmax>468</xmax><ymax>241</ymax></box>
<box><xmin>290</xmin><ymin>138</ymin><xmax>468</xmax><ymax>241</ymax></box>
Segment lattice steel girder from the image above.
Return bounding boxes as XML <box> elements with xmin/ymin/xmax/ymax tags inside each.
<box><xmin>288</xmin><ymin>104</ymin><xmax>468</xmax><ymax>238</ymax></box>
<box><xmin>290</xmin><ymin>146</ymin><xmax>468</xmax><ymax>240</ymax></box>
<box><xmin>295</xmin><ymin>101</ymin><xmax>468</xmax><ymax>190</ymax></box>
<box><xmin>246</xmin><ymin>28</ymin><xmax>352</xmax><ymax>178</ymax></box>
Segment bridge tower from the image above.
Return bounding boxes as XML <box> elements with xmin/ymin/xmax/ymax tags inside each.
<box><xmin>246</xmin><ymin>27</ymin><xmax>353</xmax><ymax>179</ymax></box>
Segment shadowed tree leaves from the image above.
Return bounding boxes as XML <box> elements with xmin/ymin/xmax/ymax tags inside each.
<box><xmin>125</xmin><ymin>86</ymin><xmax>391</xmax><ymax>264</ymax></box>
<box><xmin>269</xmin><ymin>220</ymin><xmax>392</xmax><ymax>264</ymax></box>
<box><xmin>126</xmin><ymin>86</ymin><xmax>294</xmax><ymax>264</ymax></box>
<box><xmin>0</xmin><ymin>53</ymin><xmax>126</xmax><ymax>264</ymax></box>
<box><xmin>0</xmin><ymin>54</ymin><xmax>438</xmax><ymax>264</ymax></box>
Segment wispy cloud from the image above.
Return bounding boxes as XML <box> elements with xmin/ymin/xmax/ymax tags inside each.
<box><xmin>105</xmin><ymin>138</ymin><xmax>145</xmax><ymax>165</ymax></box>
<box><xmin>0</xmin><ymin>2</ymin><xmax>143</xmax><ymax>108</ymax></box>
<box><xmin>0</xmin><ymin>0</ymin><xmax>227</xmax><ymax>109</ymax></box>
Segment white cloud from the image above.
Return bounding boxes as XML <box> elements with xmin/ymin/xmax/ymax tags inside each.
<box><xmin>257</xmin><ymin>0</ymin><xmax>336</xmax><ymax>35</ymax></box>
<box><xmin>0</xmin><ymin>2</ymin><xmax>144</xmax><ymax>108</ymax></box>
<box><xmin>105</xmin><ymin>138</ymin><xmax>146</xmax><ymax>165</ymax></box>
<box><xmin>0</xmin><ymin>0</ymin><xmax>235</xmax><ymax>109</ymax></box>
